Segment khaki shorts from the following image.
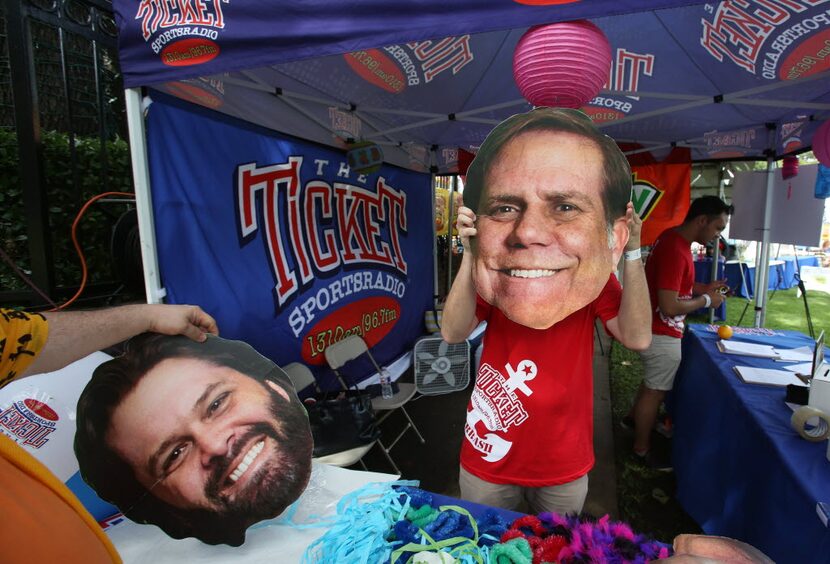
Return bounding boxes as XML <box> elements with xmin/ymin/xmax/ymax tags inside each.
<box><xmin>639</xmin><ymin>334</ymin><xmax>682</xmax><ymax>391</ymax></box>
<box><xmin>459</xmin><ymin>466</ymin><xmax>588</xmax><ymax>515</ymax></box>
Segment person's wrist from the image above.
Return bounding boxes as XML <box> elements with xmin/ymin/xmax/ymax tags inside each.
<box><xmin>701</xmin><ymin>293</ymin><xmax>712</xmax><ymax>308</ymax></box>
<box><xmin>624</xmin><ymin>248</ymin><xmax>642</xmax><ymax>261</ymax></box>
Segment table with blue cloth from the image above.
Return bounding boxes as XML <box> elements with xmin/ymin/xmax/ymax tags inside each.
<box><xmin>671</xmin><ymin>324</ymin><xmax>830</xmax><ymax>563</ymax></box>
<box><xmin>778</xmin><ymin>255</ymin><xmax>821</xmax><ymax>289</ymax></box>
<box><xmin>693</xmin><ymin>257</ymin><xmax>726</xmax><ymax>320</ymax></box>
<box><xmin>724</xmin><ymin>256</ymin><xmax>820</xmax><ymax>298</ymax></box>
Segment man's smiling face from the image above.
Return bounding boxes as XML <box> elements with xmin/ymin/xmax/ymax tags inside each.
<box><xmin>473</xmin><ymin>130</ymin><xmax>626</xmax><ymax>329</ymax></box>
<box><xmin>106</xmin><ymin>357</ymin><xmax>309</xmax><ymax>522</ymax></box>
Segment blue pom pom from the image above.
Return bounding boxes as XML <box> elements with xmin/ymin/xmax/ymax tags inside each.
<box><xmin>393</xmin><ymin>519</ymin><xmax>420</xmax><ymax>545</ymax></box>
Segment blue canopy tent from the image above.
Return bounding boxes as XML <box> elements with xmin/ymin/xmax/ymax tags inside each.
<box><xmin>112</xmin><ymin>0</ymin><xmax>830</xmax><ymax>373</ymax></box>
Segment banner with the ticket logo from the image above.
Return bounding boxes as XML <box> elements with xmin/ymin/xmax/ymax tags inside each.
<box><xmin>630</xmin><ymin>162</ymin><xmax>691</xmax><ymax>246</ymax></box>
<box><xmin>0</xmin><ymin>353</ymin><xmax>121</xmax><ymax>523</ymax></box>
<box><xmin>148</xmin><ymin>95</ymin><xmax>434</xmax><ymax>388</ymax></box>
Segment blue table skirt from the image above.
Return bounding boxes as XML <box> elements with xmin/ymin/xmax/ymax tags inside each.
<box><xmin>671</xmin><ymin>325</ymin><xmax>830</xmax><ymax>563</ymax></box>
<box><xmin>724</xmin><ymin>256</ymin><xmax>820</xmax><ymax>298</ymax></box>
<box><xmin>779</xmin><ymin>255</ymin><xmax>821</xmax><ymax>289</ymax></box>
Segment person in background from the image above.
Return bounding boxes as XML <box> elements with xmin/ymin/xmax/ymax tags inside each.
<box><xmin>0</xmin><ymin>304</ymin><xmax>218</xmax><ymax>563</ymax></box>
<box><xmin>624</xmin><ymin>196</ymin><xmax>732</xmax><ymax>470</ymax></box>
<box><xmin>441</xmin><ymin>107</ymin><xmax>651</xmax><ymax>516</ymax></box>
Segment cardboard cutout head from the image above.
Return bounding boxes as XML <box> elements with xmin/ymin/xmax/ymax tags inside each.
<box><xmin>464</xmin><ymin>107</ymin><xmax>632</xmax><ymax>329</ymax></box>
<box><xmin>74</xmin><ymin>334</ymin><xmax>313</xmax><ymax>546</ymax></box>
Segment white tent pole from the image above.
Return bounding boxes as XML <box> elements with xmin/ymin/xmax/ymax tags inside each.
<box><xmin>724</xmin><ymin>99</ymin><xmax>830</xmax><ymax>110</ymax></box>
<box><xmin>367</xmin><ymin>116</ymin><xmax>448</xmax><ymax>138</ymax></box>
<box><xmin>447</xmin><ymin>174</ymin><xmax>457</xmax><ymax>297</ymax></box>
<box><xmin>598</xmin><ymin>98</ymin><xmax>713</xmax><ymax>128</ymax></box>
<box><xmin>602</xmin><ymin>69</ymin><xmax>830</xmax><ymax>130</ymax></box>
<box><xmin>431</xmin><ymin>172</ymin><xmax>439</xmax><ymax>309</ymax></box>
<box><xmin>609</xmin><ymin>69</ymin><xmax>829</xmax><ymax>102</ymax></box>
<box><xmin>124</xmin><ymin>88</ymin><xmax>166</xmax><ymax>304</ymax></box>
<box><xmin>709</xmin><ymin>167</ymin><xmax>726</xmax><ymax>325</ymax></box>
<box><xmin>754</xmin><ymin>151</ymin><xmax>776</xmax><ymax>328</ymax></box>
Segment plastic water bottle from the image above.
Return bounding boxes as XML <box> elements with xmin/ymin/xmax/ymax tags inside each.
<box><xmin>379</xmin><ymin>368</ymin><xmax>394</xmax><ymax>399</ymax></box>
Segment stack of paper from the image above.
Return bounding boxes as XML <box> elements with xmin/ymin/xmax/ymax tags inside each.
<box><xmin>733</xmin><ymin>366</ymin><xmax>807</xmax><ymax>387</ymax></box>
<box><xmin>717</xmin><ymin>340</ymin><xmax>779</xmax><ymax>358</ymax></box>
<box><xmin>782</xmin><ymin>362</ymin><xmax>815</xmax><ymax>375</ymax></box>
<box><xmin>773</xmin><ymin>346</ymin><xmax>814</xmax><ymax>362</ymax></box>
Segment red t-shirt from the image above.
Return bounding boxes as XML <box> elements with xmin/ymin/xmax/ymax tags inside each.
<box><xmin>646</xmin><ymin>228</ymin><xmax>694</xmax><ymax>338</ymax></box>
<box><xmin>460</xmin><ymin>275</ymin><xmax>622</xmax><ymax>487</ymax></box>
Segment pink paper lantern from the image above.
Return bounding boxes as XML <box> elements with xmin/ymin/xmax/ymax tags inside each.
<box><xmin>781</xmin><ymin>156</ymin><xmax>799</xmax><ymax>179</ymax></box>
<box><xmin>513</xmin><ymin>20</ymin><xmax>612</xmax><ymax>109</ymax></box>
<box><xmin>812</xmin><ymin>120</ymin><xmax>830</xmax><ymax>167</ymax></box>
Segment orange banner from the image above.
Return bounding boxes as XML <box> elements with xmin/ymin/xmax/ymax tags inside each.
<box><xmin>630</xmin><ymin>162</ymin><xmax>691</xmax><ymax>246</ymax></box>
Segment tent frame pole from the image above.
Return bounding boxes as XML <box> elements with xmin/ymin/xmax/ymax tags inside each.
<box><xmin>447</xmin><ymin>174</ymin><xmax>458</xmax><ymax>297</ymax></box>
<box><xmin>431</xmin><ymin>172</ymin><xmax>439</xmax><ymax>310</ymax></box>
<box><xmin>125</xmin><ymin>87</ymin><xmax>166</xmax><ymax>304</ymax></box>
<box><xmin>753</xmin><ymin>154</ymin><xmax>776</xmax><ymax>328</ymax></box>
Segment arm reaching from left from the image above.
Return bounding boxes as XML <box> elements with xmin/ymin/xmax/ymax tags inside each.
<box><xmin>23</xmin><ymin>304</ymin><xmax>218</xmax><ymax>377</ymax></box>
<box><xmin>606</xmin><ymin>203</ymin><xmax>652</xmax><ymax>351</ymax></box>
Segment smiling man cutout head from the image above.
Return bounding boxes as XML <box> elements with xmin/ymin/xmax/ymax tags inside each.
<box><xmin>463</xmin><ymin>107</ymin><xmax>632</xmax><ymax>329</ymax></box>
<box><xmin>74</xmin><ymin>334</ymin><xmax>313</xmax><ymax>546</ymax></box>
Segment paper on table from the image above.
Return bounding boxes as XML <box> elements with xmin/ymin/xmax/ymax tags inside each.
<box><xmin>782</xmin><ymin>362</ymin><xmax>814</xmax><ymax>375</ymax></box>
<box><xmin>773</xmin><ymin>346</ymin><xmax>814</xmax><ymax>362</ymax></box>
<box><xmin>733</xmin><ymin>365</ymin><xmax>808</xmax><ymax>387</ymax></box>
<box><xmin>717</xmin><ymin>340</ymin><xmax>779</xmax><ymax>358</ymax></box>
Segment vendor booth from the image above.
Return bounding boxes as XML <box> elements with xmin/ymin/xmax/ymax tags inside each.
<box><xmin>112</xmin><ymin>0</ymin><xmax>830</xmax><ymax>384</ymax></box>
<box><xmin>7</xmin><ymin>0</ymin><xmax>830</xmax><ymax>561</ymax></box>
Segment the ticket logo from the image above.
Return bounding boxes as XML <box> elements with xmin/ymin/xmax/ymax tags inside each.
<box><xmin>135</xmin><ymin>0</ymin><xmax>228</xmax><ymax>67</ymax></box>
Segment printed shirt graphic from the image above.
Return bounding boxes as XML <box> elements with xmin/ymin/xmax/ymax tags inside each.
<box><xmin>461</xmin><ymin>276</ymin><xmax>622</xmax><ymax>487</ymax></box>
<box><xmin>646</xmin><ymin>229</ymin><xmax>694</xmax><ymax>338</ymax></box>
<box><xmin>0</xmin><ymin>309</ymin><xmax>48</xmax><ymax>389</ymax></box>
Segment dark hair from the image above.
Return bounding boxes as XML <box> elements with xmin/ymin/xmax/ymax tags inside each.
<box><xmin>74</xmin><ymin>333</ymin><xmax>297</xmax><ymax>546</ymax></box>
<box><xmin>683</xmin><ymin>196</ymin><xmax>734</xmax><ymax>223</ymax></box>
<box><xmin>463</xmin><ymin>107</ymin><xmax>631</xmax><ymax>226</ymax></box>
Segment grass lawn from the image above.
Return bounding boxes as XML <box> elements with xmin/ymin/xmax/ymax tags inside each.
<box><xmin>609</xmin><ymin>287</ymin><xmax>830</xmax><ymax>542</ymax></box>
<box><xmin>717</xmin><ymin>287</ymin><xmax>830</xmax><ymax>338</ymax></box>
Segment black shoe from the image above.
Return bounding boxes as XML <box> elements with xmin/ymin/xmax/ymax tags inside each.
<box><xmin>633</xmin><ymin>449</ymin><xmax>673</xmax><ymax>472</ymax></box>
<box><xmin>620</xmin><ymin>415</ymin><xmax>635</xmax><ymax>432</ymax></box>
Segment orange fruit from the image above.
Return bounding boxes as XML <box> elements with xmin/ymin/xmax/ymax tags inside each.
<box><xmin>717</xmin><ymin>325</ymin><xmax>734</xmax><ymax>339</ymax></box>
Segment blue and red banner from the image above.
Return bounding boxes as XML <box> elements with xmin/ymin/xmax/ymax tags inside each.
<box><xmin>147</xmin><ymin>96</ymin><xmax>434</xmax><ymax>387</ymax></box>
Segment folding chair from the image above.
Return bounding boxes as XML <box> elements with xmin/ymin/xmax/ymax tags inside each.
<box><xmin>323</xmin><ymin>335</ymin><xmax>425</xmax><ymax>475</ymax></box>
<box><xmin>281</xmin><ymin>362</ymin><xmax>374</xmax><ymax>469</ymax></box>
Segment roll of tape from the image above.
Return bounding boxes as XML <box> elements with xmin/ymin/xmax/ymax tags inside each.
<box><xmin>791</xmin><ymin>406</ymin><xmax>830</xmax><ymax>442</ymax></box>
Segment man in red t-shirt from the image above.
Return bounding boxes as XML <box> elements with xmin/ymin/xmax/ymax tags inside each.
<box><xmin>441</xmin><ymin>108</ymin><xmax>652</xmax><ymax>515</ymax></box>
<box><xmin>626</xmin><ymin>196</ymin><xmax>732</xmax><ymax>470</ymax></box>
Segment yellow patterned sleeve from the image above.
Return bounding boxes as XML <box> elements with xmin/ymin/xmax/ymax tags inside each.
<box><xmin>0</xmin><ymin>309</ymin><xmax>49</xmax><ymax>388</ymax></box>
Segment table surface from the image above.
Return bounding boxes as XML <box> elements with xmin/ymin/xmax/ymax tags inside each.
<box><xmin>672</xmin><ymin>325</ymin><xmax>830</xmax><ymax>564</ymax></box>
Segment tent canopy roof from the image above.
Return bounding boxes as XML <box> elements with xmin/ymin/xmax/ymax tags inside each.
<box><xmin>114</xmin><ymin>0</ymin><xmax>830</xmax><ymax>172</ymax></box>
